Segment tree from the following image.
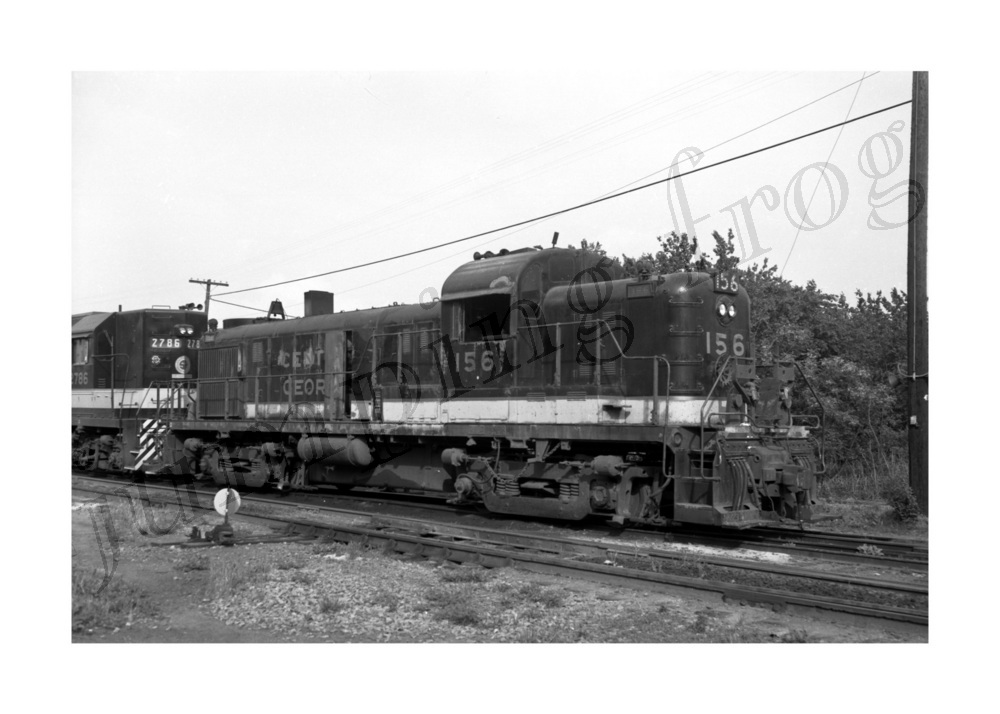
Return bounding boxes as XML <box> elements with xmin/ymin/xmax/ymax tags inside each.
<box><xmin>620</xmin><ymin>229</ymin><xmax>909</xmax><ymax>496</ymax></box>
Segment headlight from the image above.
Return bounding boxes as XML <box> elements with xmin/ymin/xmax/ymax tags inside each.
<box><xmin>728</xmin><ymin>305</ymin><xmax>736</xmax><ymax>318</ymax></box>
<box><xmin>717</xmin><ymin>303</ymin><xmax>727</xmax><ymax>317</ymax></box>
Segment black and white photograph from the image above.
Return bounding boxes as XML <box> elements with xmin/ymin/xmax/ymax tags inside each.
<box><xmin>69</xmin><ymin>68</ymin><xmax>928</xmax><ymax>647</ymax></box>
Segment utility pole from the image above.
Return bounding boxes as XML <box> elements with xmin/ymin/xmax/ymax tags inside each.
<box><xmin>189</xmin><ymin>278</ymin><xmax>229</xmax><ymax>322</ymax></box>
<box><xmin>907</xmin><ymin>72</ymin><xmax>929</xmax><ymax>515</ymax></box>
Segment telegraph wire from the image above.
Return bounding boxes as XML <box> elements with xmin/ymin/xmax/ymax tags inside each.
<box><xmin>333</xmin><ymin>74</ymin><xmax>885</xmax><ymax>299</ymax></box>
<box><xmin>211</xmin><ymin>297</ymin><xmax>300</xmax><ymax>319</ymax></box>
<box><xmin>334</xmin><ymin>75</ymin><xmax>798</xmax><ymax>246</ymax></box>
<box><xmin>601</xmin><ymin>72</ymin><xmax>881</xmax><ymax>197</ymax></box>
<box><xmin>247</xmin><ymin>73</ymin><xmax>773</xmax><ymax>264</ymax></box>
<box><xmin>215</xmin><ymin>98</ymin><xmax>913</xmax><ymax>298</ymax></box>
<box><xmin>780</xmin><ymin>71</ymin><xmax>870</xmax><ymax>277</ymax></box>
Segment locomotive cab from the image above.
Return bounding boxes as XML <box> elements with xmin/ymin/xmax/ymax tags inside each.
<box><xmin>72</xmin><ymin>307</ymin><xmax>208</xmax><ymax>472</ymax></box>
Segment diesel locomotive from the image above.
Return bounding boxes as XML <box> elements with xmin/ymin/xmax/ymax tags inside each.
<box><xmin>122</xmin><ymin>245</ymin><xmax>825</xmax><ymax>528</ymax></box>
<box><xmin>72</xmin><ymin>307</ymin><xmax>207</xmax><ymax>473</ymax></box>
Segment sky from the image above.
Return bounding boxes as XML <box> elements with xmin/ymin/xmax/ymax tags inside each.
<box><xmin>73</xmin><ymin>71</ymin><xmax>916</xmax><ymax>323</ymax></box>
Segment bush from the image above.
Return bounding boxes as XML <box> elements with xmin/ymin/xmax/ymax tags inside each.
<box><xmin>881</xmin><ymin>475</ymin><xmax>921</xmax><ymax>523</ymax></box>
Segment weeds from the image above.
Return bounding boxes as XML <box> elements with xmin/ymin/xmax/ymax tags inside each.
<box><xmin>819</xmin><ymin>450</ymin><xmax>909</xmax><ymax>503</ymax></box>
<box><xmin>496</xmin><ymin>581</ymin><xmax>565</xmax><ymax>611</ymax></box>
<box><xmin>290</xmin><ymin>570</ymin><xmax>317</xmax><ymax>585</ymax></box>
<box><xmin>370</xmin><ymin>589</ymin><xmax>401</xmax><ymax>612</ymax></box>
<box><xmin>207</xmin><ymin>556</ymin><xmax>272</xmax><ymax>599</ymax></box>
<box><xmin>345</xmin><ymin>538</ymin><xmax>369</xmax><ymax>559</ymax></box>
<box><xmin>716</xmin><ymin>616</ymin><xmax>759</xmax><ymax>643</ymax></box>
<box><xmin>857</xmin><ymin>543</ymin><xmax>885</xmax><ymax>557</ymax></box>
<box><xmin>423</xmin><ymin>585</ymin><xmax>482</xmax><ymax>626</ymax></box>
<box><xmin>689</xmin><ymin>611</ymin><xmax>712</xmax><ymax>634</ymax></box>
<box><xmin>319</xmin><ymin>597</ymin><xmax>345</xmax><ymax>615</ymax></box>
<box><xmin>72</xmin><ymin>567</ymin><xmax>155</xmax><ymax>632</ymax></box>
<box><xmin>310</xmin><ymin>539</ymin><xmax>343</xmax><ymax>556</ymax></box>
<box><xmin>780</xmin><ymin>629</ymin><xmax>810</xmax><ymax>643</ymax></box>
<box><xmin>880</xmin><ymin>474</ymin><xmax>921</xmax><ymax>523</ymax></box>
<box><xmin>439</xmin><ymin>566</ymin><xmax>490</xmax><ymax>583</ymax></box>
<box><xmin>173</xmin><ymin>553</ymin><xmax>210</xmax><ymax>572</ymax></box>
<box><xmin>678</xmin><ymin>550</ymin><xmax>708</xmax><ymax>579</ymax></box>
<box><xmin>276</xmin><ymin>555</ymin><xmax>307</xmax><ymax>570</ymax></box>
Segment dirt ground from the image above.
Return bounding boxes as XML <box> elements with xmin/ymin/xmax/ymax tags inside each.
<box><xmin>71</xmin><ymin>488</ymin><xmax>926</xmax><ymax>644</ymax></box>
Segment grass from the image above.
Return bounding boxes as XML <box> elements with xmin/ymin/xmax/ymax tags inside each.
<box><xmin>818</xmin><ymin>450</ymin><xmax>908</xmax><ymax>502</ymax></box>
<box><xmin>207</xmin><ymin>555</ymin><xmax>273</xmax><ymax>599</ymax></box>
<box><xmin>422</xmin><ymin>584</ymin><xmax>482</xmax><ymax>625</ymax></box>
<box><xmin>319</xmin><ymin>597</ymin><xmax>346</xmax><ymax>615</ymax></box>
<box><xmin>72</xmin><ymin>567</ymin><xmax>156</xmax><ymax>632</ymax></box>
<box><xmin>290</xmin><ymin>570</ymin><xmax>318</xmax><ymax>585</ymax></box>
<box><xmin>310</xmin><ymin>538</ymin><xmax>343</xmax><ymax>556</ymax></box>
<box><xmin>414</xmin><ymin>573</ymin><xmax>566</xmax><ymax>627</ymax></box>
<box><xmin>812</xmin><ymin>451</ymin><xmax>927</xmax><ymax>537</ymax></box>
<box><xmin>370</xmin><ymin>589</ymin><xmax>402</xmax><ymax>612</ymax></box>
<box><xmin>438</xmin><ymin>566</ymin><xmax>490</xmax><ymax>583</ymax></box>
<box><xmin>275</xmin><ymin>554</ymin><xmax>307</xmax><ymax>570</ymax></box>
<box><xmin>345</xmin><ymin>538</ymin><xmax>369</xmax><ymax>559</ymax></box>
<box><xmin>494</xmin><ymin>581</ymin><xmax>567</xmax><ymax>613</ymax></box>
<box><xmin>173</xmin><ymin>552</ymin><xmax>210</xmax><ymax>572</ymax></box>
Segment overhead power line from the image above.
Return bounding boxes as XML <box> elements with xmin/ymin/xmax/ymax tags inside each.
<box><xmin>216</xmin><ymin>98</ymin><xmax>912</xmax><ymax>298</ymax></box>
<box><xmin>602</xmin><ymin>72</ymin><xmax>880</xmax><ymax>197</ymax></box>
<box><xmin>212</xmin><ymin>297</ymin><xmax>300</xmax><ymax>319</ymax></box>
<box><xmin>781</xmin><ymin>71</ymin><xmax>871</xmax><ymax>276</ymax></box>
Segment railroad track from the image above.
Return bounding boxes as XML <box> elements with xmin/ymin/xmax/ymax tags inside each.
<box><xmin>72</xmin><ymin>469</ymin><xmax>929</xmax><ymax>571</ymax></box>
<box><xmin>72</xmin><ymin>474</ymin><xmax>928</xmax><ymax>631</ymax></box>
<box><xmin>646</xmin><ymin>525</ymin><xmax>928</xmax><ymax>572</ymax></box>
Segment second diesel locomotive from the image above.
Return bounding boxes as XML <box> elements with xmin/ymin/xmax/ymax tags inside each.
<box><xmin>153</xmin><ymin>245</ymin><xmax>824</xmax><ymax>528</ymax></box>
<box><xmin>72</xmin><ymin>307</ymin><xmax>207</xmax><ymax>473</ymax></box>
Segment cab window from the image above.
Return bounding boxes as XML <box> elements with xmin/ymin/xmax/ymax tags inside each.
<box><xmin>462</xmin><ymin>294</ymin><xmax>511</xmax><ymax>342</ymax></box>
<box><xmin>73</xmin><ymin>337</ymin><xmax>90</xmax><ymax>365</ymax></box>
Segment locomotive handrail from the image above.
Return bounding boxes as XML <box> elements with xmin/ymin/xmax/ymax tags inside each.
<box><xmin>698</xmin><ymin>357</ymin><xmax>827</xmax><ymax>478</ymax></box>
<box><xmin>510</xmin><ymin>318</ymin><xmax>670</xmax><ymax>422</ymax></box>
<box><xmin>146</xmin><ymin>379</ymin><xmax>198</xmax><ymax>423</ymax></box>
<box><xmin>791</xmin><ymin>361</ymin><xmax>826</xmax><ymax>474</ymax></box>
<box><xmin>699</xmin><ymin>354</ymin><xmax>754</xmax><ymax>463</ymax></box>
<box><xmin>190</xmin><ymin>369</ymin><xmax>358</xmax><ymax>422</ymax></box>
<box><xmin>517</xmin><ymin>318</ymin><xmax>672</xmax><ymax>480</ymax></box>
<box><xmin>91</xmin><ymin>352</ymin><xmax>130</xmax><ymax>427</ymax></box>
